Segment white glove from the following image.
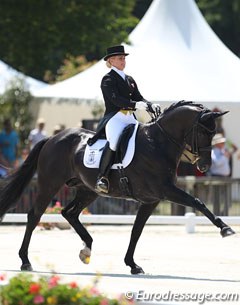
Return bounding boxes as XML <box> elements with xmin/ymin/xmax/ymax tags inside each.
<box><xmin>135</xmin><ymin>101</ymin><xmax>148</xmax><ymax>111</ymax></box>
<box><xmin>151</xmin><ymin>103</ymin><xmax>161</xmax><ymax>113</ymax></box>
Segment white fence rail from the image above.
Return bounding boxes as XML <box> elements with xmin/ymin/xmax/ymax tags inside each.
<box><xmin>2</xmin><ymin>213</ymin><xmax>240</xmax><ymax>233</ymax></box>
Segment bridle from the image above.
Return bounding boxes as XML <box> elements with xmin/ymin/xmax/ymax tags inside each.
<box><xmin>183</xmin><ymin>110</ymin><xmax>215</xmax><ymax>164</ymax></box>
<box><xmin>150</xmin><ymin>109</ymin><xmax>216</xmax><ymax>164</ymax></box>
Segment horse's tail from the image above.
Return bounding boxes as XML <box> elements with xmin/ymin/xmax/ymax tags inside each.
<box><xmin>0</xmin><ymin>138</ymin><xmax>49</xmax><ymax>217</ymax></box>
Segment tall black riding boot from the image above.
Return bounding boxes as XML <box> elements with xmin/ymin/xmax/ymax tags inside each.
<box><xmin>95</xmin><ymin>143</ymin><xmax>115</xmax><ymax>193</ymax></box>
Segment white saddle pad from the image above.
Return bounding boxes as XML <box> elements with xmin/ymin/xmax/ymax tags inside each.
<box><xmin>83</xmin><ymin>123</ymin><xmax>139</xmax><ymax>169</ymax></box>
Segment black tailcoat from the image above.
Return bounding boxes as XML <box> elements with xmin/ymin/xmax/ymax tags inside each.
<box><xmin>101</xmin><ymin>69</ymin><xmax>144</xmax><ymax>115</ymax></box>
<box><xmin>88</xmin><ymin>69</ymin><xmax>144</xmax><ymax>145</ymax></box>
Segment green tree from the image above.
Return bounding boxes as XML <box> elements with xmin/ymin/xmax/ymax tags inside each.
<box><xmin>196</xmin><ymin>0</ymin><xmax>240</xmax><ymax>57</ymax></box>
<box><xmin>133</xmin><ymin>0</ymin><xmax>153</xmax><ymax>19</ymax></box>
<box><xmin>0</xmin><ymin>0</ymin><xmax>138</xmax><ymax>82</ymax></box>
<box><xmin>47</xmin><ymin>55</ymin><xmax>96</xmax><ymax>83</ymax></box>
<box><xmin>0</xmin><ymin>78</ymin><xmax>33</xmax><ymax>147</ymax></box>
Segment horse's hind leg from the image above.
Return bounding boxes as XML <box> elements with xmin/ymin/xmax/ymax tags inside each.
<box><xmin>61</xmin><ymin>185</ymin><xmax>98</xmax><ymax>264</ymax></box>
<box><xmin>18</xmin><ymin>208</ymin><xmax>42</xmax><ymax>271</ymax></box>
<box><xmin>19</xmin><ymin>190</ymin><xmax>56</xmax><ymax>271</ymax></box>
<box><xmin>18</xmin><ymin>171</ymin><xmax>65</xmax><ymax>271</ymax></box>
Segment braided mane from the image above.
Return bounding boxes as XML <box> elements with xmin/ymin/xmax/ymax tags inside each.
<box><xmin>146</xmin><ymin>100</ymin><xmax>209</xmax><ymax>125</ymax></box>
<box><xmin>163</xmin><ymin>100</ymin><xmax>206</xmax><ymax>115</ymax></box>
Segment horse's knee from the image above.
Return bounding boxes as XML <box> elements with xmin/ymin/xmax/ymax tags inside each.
<box><xmin>61</xmin><ymin>208</ymin><xmax>68</xmax><ymax>219</ymax></box>
<box><xmin>62</xmin><ymin>203</ymin><xmax>82</xmax><ymax>219</ymax></box>
<box><xmin>194</xmin><ymin>198</ymin><xmax>206</xmax><ymax>211</ymax></box>
<box><xmin>27</xmin><ymin>209</ymin><xmax>42</xmax><ymax>224</ymax></box>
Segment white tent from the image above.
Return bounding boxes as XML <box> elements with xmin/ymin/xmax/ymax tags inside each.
<box><xmin>34</xmin><ymin>0</ymin><xmax>240</xmax><ymax>103</ymax></box>
<box><xmin>0</xmin><ymin>60</ymin><xmax>47</xmax><ymax>94</ymax></box>
<box><xmin>33</xmin><ymin>0</ymin><xmax>240</xmax><ymax>176</ymax></box>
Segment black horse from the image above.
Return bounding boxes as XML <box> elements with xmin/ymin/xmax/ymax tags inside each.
<box><xmin>0</xmin><ymin>101</ymin><xmax>235</xmax><ymax>274</ymax></box>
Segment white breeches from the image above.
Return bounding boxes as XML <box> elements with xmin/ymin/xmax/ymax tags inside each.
<box><xmin>105</xmin><ymin>111</ymin><xmax>137</xmax><ymax>151</ymax></box>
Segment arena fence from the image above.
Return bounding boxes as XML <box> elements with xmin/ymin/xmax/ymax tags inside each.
<box><xmin>0</xmin><ymin>176</ymin><xmax>240</xmax><ymax>216</ymax></box>
<box><xmin>2</xmin><ymin>212</ymin><xmax>240</xmax><ymax>234</ymax></box>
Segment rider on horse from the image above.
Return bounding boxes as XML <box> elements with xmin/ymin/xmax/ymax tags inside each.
<box><xmin>91</xmin><ymin>45</ymin><xmax>160</xmax><ymax>194</ymax></box>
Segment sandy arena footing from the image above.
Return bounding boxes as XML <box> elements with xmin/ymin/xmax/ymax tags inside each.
<box><xmin>0</xmin><ymin>224</ymin><xmax>239</xmax><ymax>304</ymax></box>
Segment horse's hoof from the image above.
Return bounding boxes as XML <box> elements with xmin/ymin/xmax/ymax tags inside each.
<box><xmin>221</xmin><ymin>227</ymin><xmax>236</xmax><ymax>238</ymax></box>
<box><xmin>79</xmin><ymin>247</ymin><xmax>91</xmax><ymax>264</ymax></box>
<box><xmin>131</xmin><ymin>265</ymin><xmax>145</xmax><ymax>275</ymax></box>
<box><xmin>21</xmin><ymin>263</ymin><xmax>33</xmax><ymax>271</ymax></box>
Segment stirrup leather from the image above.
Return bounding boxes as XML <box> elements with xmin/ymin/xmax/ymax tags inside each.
<box><xmin>95</xmin><ymin>176</ymin><xmax>109</xmax><ymax>193</ymax></box>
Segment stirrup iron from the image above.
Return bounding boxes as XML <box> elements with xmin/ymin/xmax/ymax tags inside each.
<box><xmin>95</xmin><ymin>176</ymin><xmax>109</xmax><ymax>193</ymax></box>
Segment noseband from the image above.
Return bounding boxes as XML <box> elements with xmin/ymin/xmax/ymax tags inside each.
<box><xmin>157</xmin><ymin>110</ymin><xmax>216</xmax><ymax>164</ymax></box>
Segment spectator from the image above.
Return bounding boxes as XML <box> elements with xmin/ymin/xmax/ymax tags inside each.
<box><xmin>53</xmin><ymin>124</ymin><xmax>61</xmax><ymax>135</ymax></box>
<box><xmin>211</xmin><ymin>107</ymin><xmax>238</xmax><ymax>176</ymax></box>
<box><xmin>0</xmin><ymin>119</ymin><xmax>19</xmax><ymax>168</ymax></box>
<box><xmin>17</xmin><ymin>147</ymin><xmax>29</xmax><ymax>167</ymax></box>
<box><xmin>28</xmin><ymin>118</ymin><xmax>47</xmax><ymax>150</ymax></box>
<box><xmin>0</xmin><ymin>150</ymin><xmax>9</xmax><ymax>177</ymax></box>
<box><xmin>53</xmin><ymin>124</ymin><xmax>65</xmax><ymax>135</ymax></box>
<box><xmin>208</xmin><ymin>133</ymin><xmax>231</xmax><ymax>177</ymax></box>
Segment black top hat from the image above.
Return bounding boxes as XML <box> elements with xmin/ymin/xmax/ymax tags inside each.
<box><xmin>104</xmin><ymin>45</ymin><xmax>129</xmax><ymax>61</ymax></box>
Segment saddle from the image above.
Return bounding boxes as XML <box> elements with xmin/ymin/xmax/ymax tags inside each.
<box><xmin>83</xmin><ymin>123</ymin><xmax>138</xmax><ymax>169</ymax></box>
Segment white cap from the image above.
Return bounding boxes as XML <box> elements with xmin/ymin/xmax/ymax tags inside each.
<box><xmin>212</xmin><ymin>133</ymin><xmax>226</xmax><ymax>145</ymax></box>
<box><xmin>37</xmin><ymin>117</ymin><xmax>45</xmax><ymax>124</ymax></box>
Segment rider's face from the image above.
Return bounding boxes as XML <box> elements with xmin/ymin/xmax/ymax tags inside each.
<box><xmin>109</xmin><ymin>55</ymin><xmax>126</xmax><ymax>71</ymax></box>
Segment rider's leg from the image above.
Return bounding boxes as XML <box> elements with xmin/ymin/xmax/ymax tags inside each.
<box><xmin>95</xmin><ymin>142</ymin><xmax>115</xmax><ymax>193</ymax></box>
<box><xmin>95</xmin><ymin>113</ymin><xmax>123</xmax><ymax>193</ymax></box>
<box><xmin>95</xmin><ymin>112</ymin><xmax>137</xmax><ymax>193</ymax></box>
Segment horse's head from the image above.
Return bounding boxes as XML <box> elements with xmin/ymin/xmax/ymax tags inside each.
<box><xmin>186</xmin><ymin>109</ymin><xmax>228</xmax><ymax>173</ymax></box>
<box><xmin>156</xmin><ymin>101</ymin><xmax>228</xmax><ymax>173</ymax></box>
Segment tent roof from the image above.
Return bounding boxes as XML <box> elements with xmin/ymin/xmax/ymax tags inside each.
<box><xmin>0</xmin><ymin>60</ymin><xmax>47</xmax><ymax>94</ymax></box>
<box><xmin>34</xmin><ymin>0</ymin><xmax>240</xmax><ymax>103</ymax></box>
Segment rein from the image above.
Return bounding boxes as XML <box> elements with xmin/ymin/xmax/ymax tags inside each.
<box><xmin>150</xmin><ymin>109</ymin><xmax>215</xmax><ymax>164</ymax></box>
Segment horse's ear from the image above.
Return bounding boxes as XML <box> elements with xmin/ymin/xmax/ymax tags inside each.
<box><xmin>201</xmin><ymin>111</ymin><xmax>229</xmax><ymax>122</ymax></box>
<box><xmin>212</xmin><ymin>111</ymin><xmax>229</xmax><ymax>120</ymax></box>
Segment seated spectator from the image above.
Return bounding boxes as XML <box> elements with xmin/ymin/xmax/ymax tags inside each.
<box><xmin>208</xmin><ymin>133</ymin><xmax>231</xmax><ymax>177</ymax></box>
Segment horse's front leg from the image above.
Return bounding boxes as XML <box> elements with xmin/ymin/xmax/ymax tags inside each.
<box><xmin>124</xmin><ymin>202</ymin><xmax>158</xmax><ymax>274</ymax></box>
<box><xmin>164</xmin><ymin>184</ymin><xmax>235</xmax><ymax>237</ymax></box>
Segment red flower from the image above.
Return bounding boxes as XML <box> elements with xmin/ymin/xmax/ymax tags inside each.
<box><xmin>100</xmin><ymin>299</ymin><xmax>109</xmax><ymax>305</ymax></box>
<box><xmin>33</xmin><ymin>295</ymin><xmax>44</xmax><ymax>304</ymax></box>
<box><xmin>0</xmin><ymin>274</ymin><xmax>6</xmax><ymax>281</ymax></box>
<box><xmin>29</xmin><ymin>283</ymin><xmax>41</xmax><ymax>294</ymax></box>
<box><xmin>90</xmin><ymin>286</ymin><xmax>100</xmax><ymax>296</ymax></box>
<box><xmin>55</xmin><ymin>201</ymin><xmax>61</xmax><ymax>207</ymax></box>
<box><xmin>48</xmin><ymin>275</ymin><xmax>60</xmax><ymax>288</ymax></box>
<box><xmin>69</xmin><ymin>282</ymin><xmax>78</xmax><ymax>289</ymax></box>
